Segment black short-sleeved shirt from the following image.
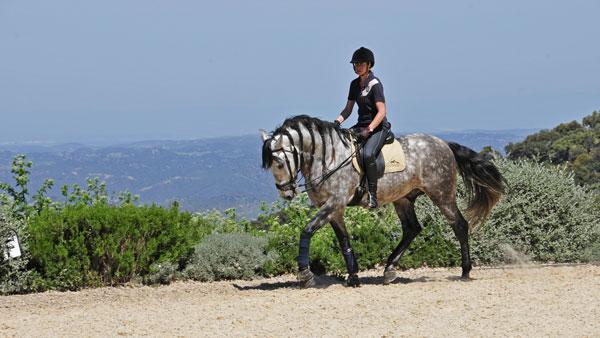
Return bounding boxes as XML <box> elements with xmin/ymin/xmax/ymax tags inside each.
<box><xmin>347</xmin><ymin>71</ymin><xmax>390</xmax><ymax>130</ymax></box>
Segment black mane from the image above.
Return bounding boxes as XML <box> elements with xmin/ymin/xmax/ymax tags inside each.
<box><xmin>262</xmin><ymin>115</ymin><xmax>352</xmax><ymax>169</ymax></box>
<box><xmin>262</xmin><ymin>139</ymin><xmax>275</xmax><ymax>169</ymax></box>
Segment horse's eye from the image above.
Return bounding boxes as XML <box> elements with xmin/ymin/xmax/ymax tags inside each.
<box><xmin>276</xmin><ymin>163</ymin><xmax>284</xmax><ymax>169</ymax></box>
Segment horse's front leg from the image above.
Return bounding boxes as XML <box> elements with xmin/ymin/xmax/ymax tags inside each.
<box><xmin>330</xmin><ymin>210</ymin><xmax>360</xmax><ymax>287</ymax></box>
<box><xmin>296</xmin><ymin>202</ymin><xmax>337</xmax><ymax>288</ymax></box>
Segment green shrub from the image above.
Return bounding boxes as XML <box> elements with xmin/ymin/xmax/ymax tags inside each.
<box><xmin>582</xmin><ymin>240</ymin><xmax>600</xmax><ymax>263</ymax></box>
<box><xmin>184</xmin><ymin>232</ymin><xmax>276</xmax><ymax>281</ymax></box>
<box><xmin>193</xmin><ymin>208</ymin><xmax>256</xmax><ymax>235</ymax></box>
<box><xmin>26</xmin><ymin>203</ymin><xmax>211</xmax><ymax>290</ymax></box>
<box><xmin>260</xmin><ymin>195</ymin><xmax>316</xmax><ymax>276</ymax></box>
<box><xmin>143</xmin><ymin>261</ymin><xmax>179</xmax><ymax>285</ymax></box>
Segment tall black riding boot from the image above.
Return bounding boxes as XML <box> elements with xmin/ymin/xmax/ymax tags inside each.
<box><xmin>365</xmin><ymin>163</ymin><xmax>378</xmax><ymax>208</ymax></box>
<box><xmin>367</xmin><ymin>181</ymin><xmax>378</xmax><ymax>208</ymax></box>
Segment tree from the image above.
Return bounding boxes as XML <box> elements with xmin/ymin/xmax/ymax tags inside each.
<box><xmin>505</xmin><ymin>111</ymin><xmax>600</xmax><ymax>190</ymax></box>
<box><xmin>582</xmin><ymin>111</ymin><xmax>600</xmax><ymax>129</ymax></box>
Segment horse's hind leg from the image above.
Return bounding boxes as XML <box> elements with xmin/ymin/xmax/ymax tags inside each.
<box><xmin>428</xmin><ymin>193</ymin><xmax>472</xmax><ymax>279</ymax></box>
<box><xmin>448</xmin><ymin>205</ymin><xmax>471</xmax><ymax>279</ymax></box>
<box><xmin>383</xmin><ymin>195</ymin><xmax>423</xmax><ymax>285</ymax></box>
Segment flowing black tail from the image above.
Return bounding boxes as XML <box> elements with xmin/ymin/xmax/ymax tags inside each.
<box><xmin>447</xmin><ymin>142</ymin><xmax>507</xmax><ymax>227</ymax></box>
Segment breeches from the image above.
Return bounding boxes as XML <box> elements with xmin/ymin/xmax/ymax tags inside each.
<box><xmin>363</xmin><ymin>125</ymin><xmax>389</xmax><ymax>166</ymax></box>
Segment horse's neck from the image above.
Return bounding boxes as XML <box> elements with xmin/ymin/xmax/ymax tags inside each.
<box><xmin>300</xmin><ymin>133</ymin><xmax>353</xmax><ymax>179</ymax></box>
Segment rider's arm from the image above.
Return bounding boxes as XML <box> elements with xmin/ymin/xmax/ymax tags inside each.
<box><xmin>367</xmin><ymin>79</ymin><xmax>386</xmax><ymax>132</ymax></box>
<box><xmin>368</xmin><ymin>101</ymin><xmax>386</xmax><ymax>132</ymax></box>
<box><xmin>336</xmin><ymin>100</ymin><xmax>354</xmax><ymax>124</ymax></box>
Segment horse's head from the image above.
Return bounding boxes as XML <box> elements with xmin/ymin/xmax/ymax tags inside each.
<box><xmin>260</xmin><ymin>129</ymin><xmax>300</xmax><ymax>201</ymax></box>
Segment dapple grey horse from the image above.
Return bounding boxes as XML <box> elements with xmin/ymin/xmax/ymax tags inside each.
<box><xmin>260</xmin><ymin>115</ymin><xmax>506</xmax><ymax>287</ymax></box>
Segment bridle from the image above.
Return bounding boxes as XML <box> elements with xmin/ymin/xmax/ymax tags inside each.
<box><xmin>271</xmin><ymin>145</ymin><xmax>299</xmax><ymax>193</ymax></box>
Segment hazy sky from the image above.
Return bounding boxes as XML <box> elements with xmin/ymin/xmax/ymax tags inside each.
<box><xmin>1</xmin><ymin>1</ymin><xmax>599</xmax><ymax>143</ymax></box>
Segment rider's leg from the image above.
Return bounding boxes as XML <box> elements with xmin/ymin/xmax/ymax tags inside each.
<box><xmin>363</xmin><ymin>127</ymin><xmax>389</xmax><ymax>208</ymax></box>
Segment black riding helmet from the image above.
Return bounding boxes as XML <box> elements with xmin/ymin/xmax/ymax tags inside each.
<box><xmin>350</xmin><ymin>47</ymin><xmax>375</xmax><ymax>68</ymax></box>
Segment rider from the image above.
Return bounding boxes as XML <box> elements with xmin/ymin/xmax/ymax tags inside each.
<box><xmin>335</xmin><ymin>47</ymin><xmax>391</xmax><ymax>209</ymax></box>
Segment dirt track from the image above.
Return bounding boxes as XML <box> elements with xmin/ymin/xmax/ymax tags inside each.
<box><xmin>1</xmin><ymin>264</ymin><xmax>598</xmax><ymax>337</ymax></box>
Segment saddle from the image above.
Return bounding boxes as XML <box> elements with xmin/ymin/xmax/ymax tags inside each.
<box><xmin>348</xmin><ymin>131</ymin><xmax>406</xmax><ymax>206</ymax></box>
<box><xmin>351</xmin><ymin>131</ymin><xmax>406</xmax><ymax>176</ymax></box>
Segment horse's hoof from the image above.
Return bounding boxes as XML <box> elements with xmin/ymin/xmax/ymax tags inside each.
<box><xmin>460</xmin><ymin>274</ymin><xmax>472</xmax><ymax>281</ymax></box>
<box><xmin>302</xmin><ymin>276</ymin><xmax>317</xmax><ymax>288</ymax></box>
<box><xmin>383</xmin><ymin>269</ymin><xmax>397</xmax><ymax>285</ymax></box>
<box><xmin>297</xmin><ymin>268</ymin><xmax>316</xmax><ymax>288</ymax></box>
<box><xmin>346</xmin><ymin>274</ymin><xmax>360</xmax><ymax>287</ymax></box>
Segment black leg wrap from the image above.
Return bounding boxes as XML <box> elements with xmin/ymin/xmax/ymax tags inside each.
<box><xmin>342</xmin><ymin>248</ymin><xmax>358</xmax><ymax>274</ymax></box>
<box><xmin>297</xmin><ymin>231</ymin><xmax>312</xmax><ymax>270</ymax></box>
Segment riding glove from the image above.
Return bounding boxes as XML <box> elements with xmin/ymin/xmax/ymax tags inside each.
<box><xmin>358</xmin><ymin>127</ymin><xmax>371</xmax><ymax>141</ymax></box>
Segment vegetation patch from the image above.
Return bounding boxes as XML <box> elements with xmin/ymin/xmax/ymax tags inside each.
<box><xmin>1</xmin><ymin>111</ymin><xmax>599</xmax><ymax>294</ymax></box>
<box><xmin>184</xmin><ymin>232</ymin><xmax>276</xmax><ymax>282</ymax></box>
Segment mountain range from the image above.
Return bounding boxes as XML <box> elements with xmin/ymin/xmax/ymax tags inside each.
<box><xmin>0</xmin><ymin>129</ymin><xmax>534</xmax><ymax>217</ymax></box>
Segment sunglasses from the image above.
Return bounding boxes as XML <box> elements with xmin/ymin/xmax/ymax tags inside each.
<box><xmin>352</xmin><ymin>62</ymin><xmax>367</xmax><ymax>67</ymax></box>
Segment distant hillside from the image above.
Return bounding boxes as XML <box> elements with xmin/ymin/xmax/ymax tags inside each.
<box><xmin>0</xmin><ymin>129</ymin><xmax>533</xmax><ymax>217</ymax></box>
<box><xmin>0</xmin><ymin>136</ymin><xmax>277</xmax><ymax>217</ymax></box>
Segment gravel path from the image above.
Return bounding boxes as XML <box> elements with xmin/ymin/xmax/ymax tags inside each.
<box><xmin>1</xmin><ymin>264</ymin><xmax>599</xmax><ymax>337</ymax></box>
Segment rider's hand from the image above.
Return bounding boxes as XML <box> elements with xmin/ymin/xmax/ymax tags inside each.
<box><xmin>358</xmin><ymin>127</ymin><xmax>371</xmax><ymax>140</ymax></box>
<box><xmin>334</xmin><ymin>120</ymin><xmax>341</xmax><ymax>127</ymax></box>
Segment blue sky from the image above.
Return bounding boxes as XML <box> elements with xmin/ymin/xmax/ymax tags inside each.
<box><xmin>1</xmin><ymin>1</ymin><xmax>599</xmax><ymax>144</ymax></box>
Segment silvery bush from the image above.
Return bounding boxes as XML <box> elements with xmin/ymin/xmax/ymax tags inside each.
<box><xmin>471</xmin><ymin>159</ymin><xmax>600</xmax><ymax>264</ymax></box>
<box><xmin>0</xmin><ymin>204</ymin><xmax>43</xmax><ymax>294</ymax></box>
<box><xmin>184</xmin><ymin>232</ymin><xmax>276</xmax><ymax>281</ymax></box>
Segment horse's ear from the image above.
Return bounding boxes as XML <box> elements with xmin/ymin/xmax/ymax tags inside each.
<box><xmin>259</xmin><ymin>129</ymin><xmax>269</xmax><ymax>142</ymax></box>
<box><xmin>272</xmin><ymin>134</ymin><xmax>283</xmax><ymax>148</ymax></box>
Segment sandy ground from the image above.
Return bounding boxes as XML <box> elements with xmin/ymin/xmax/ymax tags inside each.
<box><xmin>0</xmin><ymin>264</ymin><xmax>598</xmax><ymax>338</ymax></box>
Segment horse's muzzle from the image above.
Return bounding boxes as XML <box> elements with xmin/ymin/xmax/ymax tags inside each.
<box><xmin>280</xmin><ymin>189</ymin><xmax>296</xmax><ymax>201</ymax></box>
<box><xmin>276</xmin><ymin>179</ymin><xmax>297</xmax><ymax>200</ymax></box>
